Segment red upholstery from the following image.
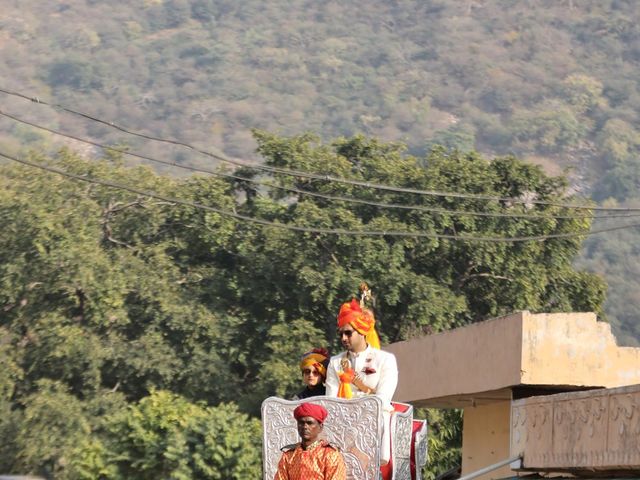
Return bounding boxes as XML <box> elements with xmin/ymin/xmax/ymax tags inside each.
<box><xmin>410</xmin><ymin>420</ymin><xmax>425</xmax><ymax>480</ymax></box>
<box><xmin>393</xmin><ymin>402</ymin><xmax>411</xmax><ymax>413</ymax></box>
<box><xmin>380</xmin><ymin>461</ymin><xmax>393</xmax><ymax>480</ymax></box>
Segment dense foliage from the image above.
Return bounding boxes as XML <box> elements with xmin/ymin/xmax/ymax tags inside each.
<box><xmin>0</xmin><ymin>0</ymin><xmax>637</xmax><ymax>345</ymax></box>
<box><xmin>0</xmin><ymin>136</ymin><xmax>605</xmax><ymax>477</ymax></box>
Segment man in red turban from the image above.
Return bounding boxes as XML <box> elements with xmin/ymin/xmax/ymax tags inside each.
<box><xmin>274</xmin><ymin>403</ymin><xmax>346</xmax><ymax>480</ymax></box>
<box><xmin>325</xmin><ymin>293</ymin><xmax>398</xmax><ymax>467</ymax></box>
<box><xmin>293</xmin><ymin>402</ymin><xmax>328</xmax><ymax>423</ymax></box>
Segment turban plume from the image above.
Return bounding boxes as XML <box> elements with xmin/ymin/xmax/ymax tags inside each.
<box><xmin>293</xmin><ymin>403</ymin><xmax>328</xmax><ymax>424</ymax></box>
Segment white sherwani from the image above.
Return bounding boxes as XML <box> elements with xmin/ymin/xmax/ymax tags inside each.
<box><xmin>325</xmin><ymin>345</ymin><xmax>398</xmax><ymax>462</ymax></box>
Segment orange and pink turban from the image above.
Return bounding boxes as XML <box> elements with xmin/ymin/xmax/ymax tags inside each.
<box><xmin>337</xmin><ymin>299</ymin><xmax>380</xmax><ymax>350</ymax></box>
<box><xmin>293</xmin><ymin>402</ymin><xmax>328</xmax><ymax>423</ymax></box>
<box><xmin>299</xmin><ymin>348</ymin><xmax>329</xmax><ymax>379</ymax></box>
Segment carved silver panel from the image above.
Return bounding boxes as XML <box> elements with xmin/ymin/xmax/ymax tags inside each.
<box><xmin>261</xmin><ymin>396</ymin><xmax>384</xmax><ymax>480</ymax></box>
<box><xmin>413</xmin><ymin>420</ymin><xmax>428</xmax><ymax>480</ymax></box>
<box><xmin>392</xmin><ymin>403</ymin><xmax>413</xmax><ymax>480</ymax></box>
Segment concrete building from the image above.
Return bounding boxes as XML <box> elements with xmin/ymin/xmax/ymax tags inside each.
<box><xmin>386</xmin><ymin>311</ymin><xmax>640</xmax><ymax>479</ymax></box>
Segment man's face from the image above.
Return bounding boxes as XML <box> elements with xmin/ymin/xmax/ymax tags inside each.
<box><xmin>297</xmin><ymin>416</ymin><xmax>322</xmax><ymax>442</ymax></box>
<box><xmin>338</xmin><ymin>324</ymin><xmax>366</xmax><ymax>352</ymax></box>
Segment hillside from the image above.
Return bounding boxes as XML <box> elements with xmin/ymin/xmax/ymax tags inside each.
<box><xmin>0</xmin><ymin>1</ymin><xmax>638</xmax><ymax>175</ymax></box>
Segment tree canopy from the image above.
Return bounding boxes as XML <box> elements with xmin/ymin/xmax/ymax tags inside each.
<box><xmin>0</xmin><ymin>135</ymin><xmax>606</xmax><ymax>477</ymax></box>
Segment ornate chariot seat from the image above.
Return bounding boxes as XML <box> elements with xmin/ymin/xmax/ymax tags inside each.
<box><xmin>261</xmin><ymin>396</ymin><xmax>427</xmax><ymax>480</ymax></box>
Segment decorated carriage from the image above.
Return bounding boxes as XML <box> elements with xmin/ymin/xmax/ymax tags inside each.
<box><xmin>261</xmin><ymin>395</ymin><xmax>427</xmax><ymax>480</ymax></box>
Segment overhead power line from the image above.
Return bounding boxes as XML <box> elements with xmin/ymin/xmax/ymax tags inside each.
<box><xmin>0</xmin><ymin>85</ymin><xmax>635</xmax><ymax>213</ymax></box>
<box><xmin>4</xmin><ymin>108</ymin><xmax>638</xmax><ymax>222</ymax></box>
<box><xmin>2</xmin><ymin>150</ymin><xmax>640</xmax><ymax>242</ymax></box>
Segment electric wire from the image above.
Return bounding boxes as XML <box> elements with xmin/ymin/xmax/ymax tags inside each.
<box><xmin>1</xmin><ymin>86</ymin><xmax>637</xmax><ymax>213</ymax></box>
<box><xmin>2</xmin><ymin>150</ymin><xmax>640</xmax><ymax>242</ymax></box>
<box><xmin>4</xmin><ymin>108</ymin><xmax>637</xmax><ymax>222</ymax></box>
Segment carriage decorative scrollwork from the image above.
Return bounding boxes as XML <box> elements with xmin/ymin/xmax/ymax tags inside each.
<box><xmin>261</xmin><ymin>396</ymin><xmax>427</xmax><ymax>480</ymax></box>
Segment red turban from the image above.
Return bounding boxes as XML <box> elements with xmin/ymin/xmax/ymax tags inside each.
<box><xmin>293</xmin><ymin>403</ymin><xmax>328</xmax><ymax>424</ymax></box>
<box><xmin>337</xmin><ymin>299</ymin><xmax>380</xmax><ymax>349</ymax></box>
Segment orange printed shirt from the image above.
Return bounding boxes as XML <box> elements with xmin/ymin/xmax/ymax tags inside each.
<box><xmin>274</xmin><ymin>440</ymin><xmax>346</xmax><ymax>480</ymax></box>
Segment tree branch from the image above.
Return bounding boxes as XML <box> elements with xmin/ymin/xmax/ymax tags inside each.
<box><xmin>458</xmin><ymin>272</ymin><xmax>513</xmax><ymax>288</ymax></box>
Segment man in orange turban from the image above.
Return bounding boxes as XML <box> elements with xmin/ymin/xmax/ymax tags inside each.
<box><xmin>325</xmin><ymin>296</ymin><xmax>398</xmax><ymax>466</ymax></box>
<box><xmin>274</xmin><ymin>403</ymin><xmax>346</xmax><ymax>480</ymax></box>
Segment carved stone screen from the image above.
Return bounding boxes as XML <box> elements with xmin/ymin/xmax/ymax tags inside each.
<box><xmin>511</xmin><ymin>384</ymin><xmax>640</xmax><ymax>472</ymax></box>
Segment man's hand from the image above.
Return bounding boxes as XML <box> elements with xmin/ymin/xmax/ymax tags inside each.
<box><xmin>352</xmin><ymin>374</ymin><xmax>375</xmax><ymax>395</ymax></box>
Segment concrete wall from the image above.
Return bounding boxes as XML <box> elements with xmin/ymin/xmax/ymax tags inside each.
<box><xmin>511</xmin><ymin>384</ymin><xmax>640</xmax><ymax>472</ymax></box>
<box><xmin>462</xmin><ymin>401</ymin><xmax>512</xmax><ymax>480</ymax></box>
<box><xmin>386</xmin><ymin>311</ymin><xmax>640</xmax><ymax>407</ymax></box>
<box><xmin>520</xmin><ymin>312</ymin><xmax>640</xmax><ymax>388</ymax></box>
<box><xmin>386</xmin><ymin>312</ymin><xmax>524</xmax><ymax>406</ymax></box>
<box><xmin>384</xmin><ymin>310</ymin><xmax>640</xmax><ymax>479</ymax></box>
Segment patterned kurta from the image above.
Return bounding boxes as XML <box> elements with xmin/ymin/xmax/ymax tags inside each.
<box><xmin>274</xmin><ymin>440</ymin><xmax>346</xmax><ymax>480</ymax></box>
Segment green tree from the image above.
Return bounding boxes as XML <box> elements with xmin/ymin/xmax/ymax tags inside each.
<box><xmin>597</xmin><ymin>119</ymin><xmax>640</xmax><ymax>166</ymax></box>
<box><xmin>0</xmin><ymin>330</ymin><xmax>23</xmax><ymax>473</ymax></box>
<box><xmin>0</xmin><ymin>149</ymin><xmax>240</xmax><ymax>405</ymax></box>
<box><xmin>253</xmin><ymin>318</ymin><xmax>328</xmax><ymax>402</ymax></box>
<box><xmin>76</xmin><ymin>390</ymin><xmax>261</xmax><ymax>480</ymax></box>
<box><xmin>219</xmin><ymin>132</ymin><xmax>605</xmax><ymax>338</ymax></box>
<box><xmin>560</xmin><ymin>74</ymin><xmax>605</xmax><ymax>114</ymax></box>
<box><xmin>421</xmin><ymin>408</ymin><xmax>463</xmax><ymax>480</ymax></box>
<box><xmin>592</xmin><ymin>119</ymin><xmax>640</xmax><ymax>201</ymax></box>
<box><xmin>12</xmin><ymin>380</ymin><xmax>92</xmax><ymax>479</ymax></box>
<box><xmin>0</xmin><ymin>138</ymin><xmax>607</xmax><ymax>477</ymax></box>
<box><xmin>577</xmin><ymin>201</ymin><xmax>640</xmax><ymax>346</ymax></box>
<box><xmin>426</xmin><ymin>124</ymin><xmax>477</xmax><ymax>154</ymax></box>
<box><xmin>510</xmin><ymin>102</ymin><xmax>587</xmax><ymax>154</ymax></box>
<box><xmin>45</xmin><ymin>59</ymin><xmax>104</xmax><ymax>91</ymax></box>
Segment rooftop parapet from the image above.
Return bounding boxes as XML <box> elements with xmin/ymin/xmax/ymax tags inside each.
<box><xmin>386</xmin><ymin>311</ymin><xmax>640</xmax><ymax>407</ymax></box>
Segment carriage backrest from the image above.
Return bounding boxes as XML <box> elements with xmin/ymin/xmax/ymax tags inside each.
<box><xmin>261</xmin><ymin>396</ymin><xmax>384</xmax><ymax>480</ymax></box>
